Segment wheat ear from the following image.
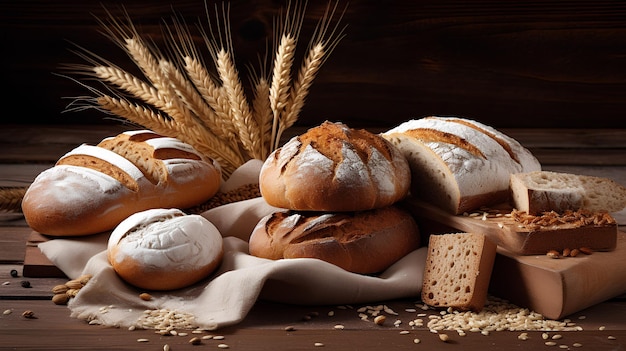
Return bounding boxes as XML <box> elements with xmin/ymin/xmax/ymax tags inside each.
<box><xmin>251</xmin><ymin>77</ymin><xmax>273</xmax><ymax>159</ymax></box>
<box><xmin>216</xmin><ymin>49</ymin><xmax>262</xmax><ymax>160</ymax></box>
<box><xmin>183</xmin><ymin>56</ymin><xmax>238</xmax><ymax>141</ymax></box>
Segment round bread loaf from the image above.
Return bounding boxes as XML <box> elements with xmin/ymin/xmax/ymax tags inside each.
<box><xmin>248</xmin><ymin>205</ymin><xmax>420</xmax><ymax>274</ymax></box>
<box><xmin>107</xmin><ymin>208</ymin><xmax>223</xmax><ymax>290</ymax></box>
<box><xmin>259</xmin><ymin>121</ymin><xmax>411</xmax><ymax>212</ymax></box>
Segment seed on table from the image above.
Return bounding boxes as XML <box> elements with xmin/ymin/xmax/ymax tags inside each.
<box><xmin>21</xmin><ymin>310</ymin><xmax>36</xmax><ymax>319</ymax></box>
<box><xmin>137</xmin><ymin>338</ymin><xmax>149</xmax><ymax>343</ymax></box>
<box><xmin>314</xmin><ymin>342</ymin><xmax>324</xmax><ymax>347</ymax></box>
<box><xmin>10</xmin><ymin>269</ymin><xmax>18</xmax><ymax>277</ymax></box>
<box><xmin>217</xmin><ymin>344</ymin><xmax>229</xmax><ymax>349</ymax></box>
<box><xmin>139</xmin><ymin>293</ymin><xmax>152</xmax><ymax>301</ymax></box>
<box><xmin>3</xmin><ymin>309</ymin><xmax>12</xmax><ymax>315</ymax></box>
<box><xmin>189</xmin><ymin>337</ymin><xmax>202</xmax><ymax>345</ymax></box>
<box><xmin>52</xmin><ymin>293</ymin><xmax>70</xmax><ymax>305</ymax></box>
<box><xmin>545</xmin><ymin>341</ymin><xmax>557</xmax><ymax>346</ymax></box>
<box><xmin>439</xmin><ymin>334</ymin><xmax>449</xmax><ymax>342</ymax></box>
<box><xmin>413</xmin><ymin>338</ymin><xmax>421</xmax><ymax>344</ymax></box>
<box><xmin>374</xmin><ymin>315</ymin><xmax>386</xmax><ymax>325</ymax></box>
<box><xmin>20</xmin><ymin>281</ymin><xmax>31</xmax><ymax>288</ymax></box>
<box><xmin>284</xmin><ymin>326</ymin><xmax>296</xmax><ymax>331</ymax></box>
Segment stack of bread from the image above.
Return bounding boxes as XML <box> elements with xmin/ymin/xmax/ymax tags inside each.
<box><xmin>249</xmin><ymin>121</ymin><xmax>421</xmax><ymax>274</ymax></box>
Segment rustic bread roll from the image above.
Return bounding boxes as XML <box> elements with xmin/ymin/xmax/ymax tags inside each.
<box><xmin>510</xmin><ymin>170</ymin><xmax>626</xmax><ymax>215</ymax></box>
<box><xmin>259</xmin><ymin>121</ymin><xmax>411</xmax><ymax>212</ymax></box>
<box><xmin>382</xmin><ymin>116</ymin><xmax>541</xmax><ymax>215</ymax></box>
<box><xmin>248</xmin><ymin>205</ymin><xmax>420</xmax><ymax>274</ymax></box>
<box><xmin>421</xmin><ymin>232</ymin><xmax>496</xmax><ymax>312</ymax></box>
<box><xmin>22</xmin><ymin>130</ymin><xmax>221</xmax><ymax>236</ymax></box>
<box><xmin>107</xmin><ymin>208</ymin><xmax>223</xmax><ymax>291</ymax></box>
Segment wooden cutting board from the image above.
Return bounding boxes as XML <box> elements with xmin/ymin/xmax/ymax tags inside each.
<box><xmin>403</xmin><ymin>198</ymin><xmax>617</xmax><ymax>255</ymax></box>
<box><xmin>403</xmin><ymin>197</ymin><xmax>626</xmax><ymax>320</ymax></box>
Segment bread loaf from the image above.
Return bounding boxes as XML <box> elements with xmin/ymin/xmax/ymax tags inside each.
<box><xmin>248</xmin><ymin>205</ymin><xmax>420</xmax><ymax>274</ymax></box>
<box><xmin>510</xmin><ymin>170</ymin><xmax>626</xmax><ymax>215</ymax></box>
<box><xmin>421</xmin><ymin>232</ymin><xmax>496</xmax><ymax>312</ymax></box>
<box><xmin>22</xmin><ymin>130</ymin><xmax>221</xmax><ymax>236</ymax></box>
<box><xmin>382</xmin><ymin>116</ymin><xmax>541</xmax><ymax>214</ymax></box>
<box><xmin>259</xmin><ymin>121</ymin><xmax>411</xmax><ymax>212</ymax></box>
<box><xmin>107</xmin><ymin>208</ymin><xmax>223</xmax><ymax>290</ymax></box>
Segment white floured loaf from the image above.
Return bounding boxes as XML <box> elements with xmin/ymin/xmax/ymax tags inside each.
<box><xmin>259</xmin><ymin>121</ymin><xmax>411</xmax><ymax>212</ymax></box>
<box><xmin>510</xmin><ymin>170</ymin><xmax>626</xmax><ymax>215</ymax></box>
<box><xmin>22</xmin><ymin>130</ymin><xmax>222</xmax><ymax>236</ymax></box>
<box><xmin>107</xmin><ymin>208</ymin><xmax>223</xmax><ymax>291</ymax></box>
<box><xmin>382</xmin><ymin>116</ymin><xmax>541</xmax><ymax>214</ymax></box>
<box><xmin>421</xmin><ymin>232</ymin><xmax>497</xmax><ymax>312</ymax></box>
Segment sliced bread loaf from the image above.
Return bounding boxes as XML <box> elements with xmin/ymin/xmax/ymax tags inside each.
<box><xmin>382</xmin><ymin>116</ymin><xmax>541</xmax><ymax>215</ymax></box>
<box><xmin>510</xmin><ymin>171</ymin><xmax>626</xmax><ymax>215</ymax></box>
<box><xmin>421</xmin><ymin>232</ymin><xmax>497</xmax><ymax>312</ymax></box>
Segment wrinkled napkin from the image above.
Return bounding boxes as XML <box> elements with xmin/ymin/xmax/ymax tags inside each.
<box><xmin>39</xmin><ymin>160</ymin><xmax>427</xmax><ymax>330</ymax></box>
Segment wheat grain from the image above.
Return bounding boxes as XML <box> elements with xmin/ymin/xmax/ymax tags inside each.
<box><xmin>269</xmin><ymin>34</ymin><xmax>296</xmax><ymax>122</ymax></box>
<box><xmin>216</xmin><ymin>49</ymin><xmax>262</xmax><ymax>160</ymax></box>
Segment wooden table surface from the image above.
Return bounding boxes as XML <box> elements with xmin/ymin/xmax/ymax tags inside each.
<box><xmin>1</xmin><ymin>124</ymin><xmax>626</xmax><ymax>351</ymax></box>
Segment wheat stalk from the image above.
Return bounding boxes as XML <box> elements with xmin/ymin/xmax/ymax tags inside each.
<box><xmin>216</xmin><ymin>49</ymin><xmax>263</xmax><ymax>160</ymax></box>
<box><xmin>252</xmin><ymin>77</ymin><xmax>273</xmax><ymax>159</ymax></box>
<box><xmin>0</xmin><ymin>187</ymin><xmax>26</xmax><ymax>212</ymax></box>
<box><xmin>183</xmin><ymin>56</ymin><xmax>238</xmax><ymax>141</ymax></box>
<box><xmin>64</xmin><ymin>1</ymin><xmax>347</xmax><ymax>180</ymax></box>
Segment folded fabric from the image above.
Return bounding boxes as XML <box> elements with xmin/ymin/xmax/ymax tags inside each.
<box><xmin>38</xmin><ymin>160</ymin><xmax>427</xmax><ymax>330</ymax></box>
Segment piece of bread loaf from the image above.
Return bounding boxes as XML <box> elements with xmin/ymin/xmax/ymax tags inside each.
<box><xmin>22</xmin><ymin>130</ymin><xmax>222</xmax><ymax>236</ymax></box>
<box><xmin>382</xmin><ymin>116</ymin><xmax>541</xmax><ymax>215</ymax></box>
<box><xmin>107</xmin><ymin>208</ymin><xmax>223</xmax><ymax>291</ymax></box>
<box><xmin>510</xmin><ymin>170</ymin><xmax>626</xmax><ymax>215</ymax></box>
<box><xmin>259</xmin><ymin>121</ymin><xmax>411</xmax><ymax>212</ymax></box>
<box><xmin>421</xmin><ymin>232</ymin><xmax>496</xmax><ymax>312</ymax></box>
<box><xmin>248</xmin><ymin>205</ymin><xmax>420</xmax><ymax>274</ymax></box>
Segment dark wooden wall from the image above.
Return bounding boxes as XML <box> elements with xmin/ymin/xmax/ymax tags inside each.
<box><xmin>2</xmin><ymin>0</ymin><xmax>626</xmax><ymax>129</ymax></box>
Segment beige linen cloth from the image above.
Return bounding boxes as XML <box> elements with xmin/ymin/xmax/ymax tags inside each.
<box><xmin>39</xmin><ymin>160</ymin><xmax>427</xmax><ymax>330</ymax></box>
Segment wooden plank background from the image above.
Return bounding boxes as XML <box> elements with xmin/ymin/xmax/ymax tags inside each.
<box><xmin>2</xmin><ymin>0</ymin><xmax>626</xmax><ymax>129</ymax></box>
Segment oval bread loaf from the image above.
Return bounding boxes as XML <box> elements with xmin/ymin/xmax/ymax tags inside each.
<box><xmin>248</xmin><ymin>205</ymin><xmax>420</xmax><ymax>274</ymax></box>
<box><xmin>259</xmin><ymin>121</ymin><xmax>411</xmax><ymax>212</ymax></box>
<box><xmin>382</xmin><ymin>116</ymin><xmax>541</xmax><ymax>214</ymax></box>
<box><xmin>22</xmin><ymin>130</ymin><xmax>222</xmax><ymax>236</ymax></box>
<box><xmin>107</xmin><ymin>208</ymin><xmax>223</xmax><ymax>290</ymax></box>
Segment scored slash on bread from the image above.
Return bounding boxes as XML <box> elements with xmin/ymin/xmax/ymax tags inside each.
<box><xmin>510</xmin><ymin>170</ymin><xmax>626</xmax><ymax>215</ymax></box>
<box><xmin>421</xmin><ymin>232</ymin><xmax>497</xmax><ymax>312</ymax></box>
<box><xmin>22</xmin><ymin>130</ymin><xmax>222</xmax><ymax>236</ymax></box>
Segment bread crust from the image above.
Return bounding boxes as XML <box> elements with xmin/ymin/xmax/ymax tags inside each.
<box><xmin>22</xmin><ymin>130</ymin><xmax>222</xmax><ymax>236</ymax></box>
<box><xmin>259</xmin><ymin>121</ymin><xmax>411</xmax><ymax>212</ymax></box>
<box><xmin>248</xmin><ymin>205</ymin><xmax>420</xmax><ymax>274</ymax></box>
<box><xmin>383</xmin><ymin>116</ymin><xmax>541</xmax><ymax>214</ymax></box>
<box><xmin>107</xmin><ymin>208</ymin><xmax>223</xmax><ymax>291</ymax></box>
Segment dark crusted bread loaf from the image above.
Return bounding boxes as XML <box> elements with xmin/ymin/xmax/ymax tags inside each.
<box><xmin>259</xmin><ymin>121</ymin><xmax>411</xmax><ymax>212</ymax></box>
<box><xmin>421</xmin><ymin>232</ymin><xmax>497</xmax><ymax>312</ymax></box>
<box><xmin>382</xmin><ymin>116</ymin><xmax>541</xmax><ymax>215</ymax></box>
<box><xmin>22</xmin><ymin>130</ymin><xmax>222</xmax><ymax>236</ymax></box>
<box><xmin>248</xmin><ymin>205</ymin><xmax>420</xmax><ymax>274</ymax></box>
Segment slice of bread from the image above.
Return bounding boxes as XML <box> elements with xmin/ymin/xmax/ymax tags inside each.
<box><xmin>421</xmin><ymin>233</ymin><xmax>497</xmax><ymax>312</ymax></box>
<box><xmin>510</xmin><ymin>171</ymin><xmax>626</xmax><ymax>215</ymax></box>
